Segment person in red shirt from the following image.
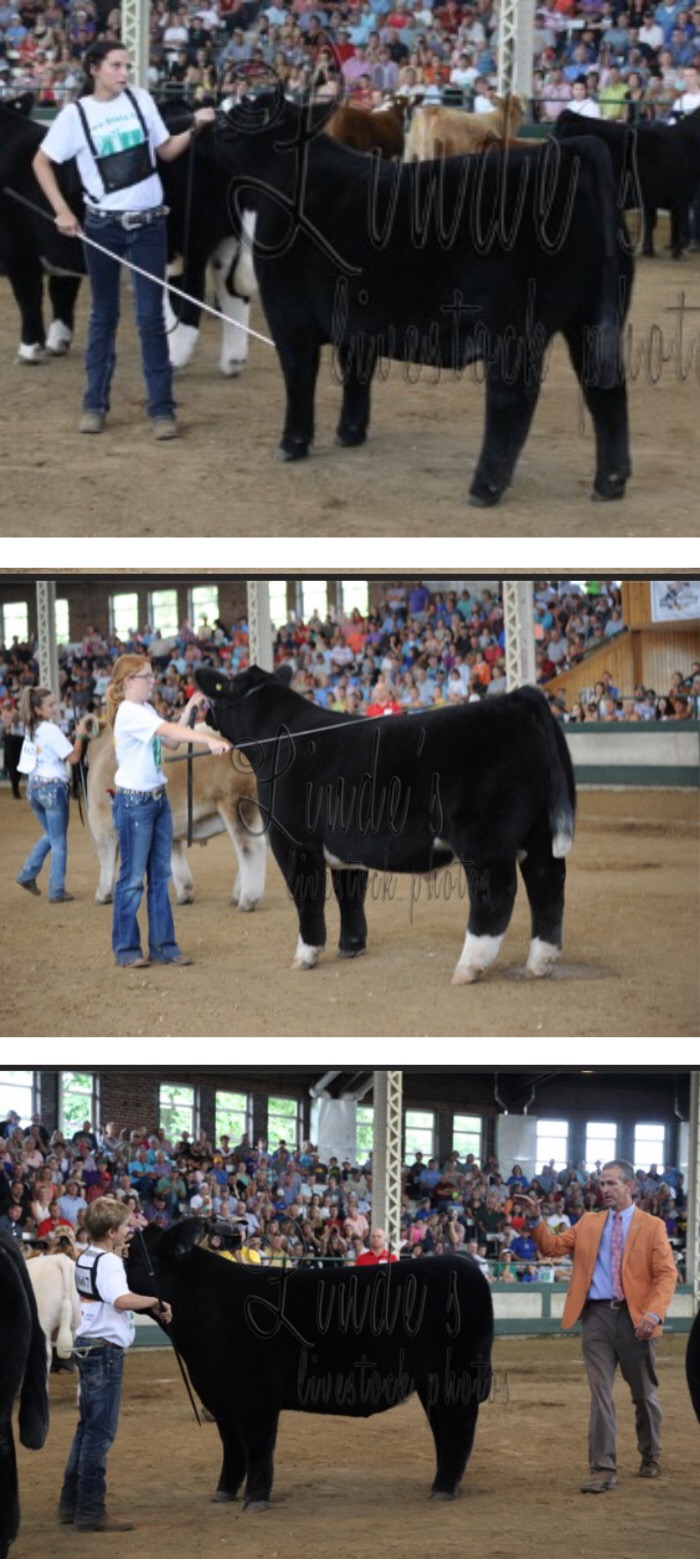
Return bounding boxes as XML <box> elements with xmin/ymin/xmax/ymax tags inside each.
<box><xmin>365</xmin><ymin>681</ymin><xmax>404</xmax><ymax>717</ymax></box>
<box><xmin>37</xmin><ymin>1200</ymin><xmax>76</xmax><ymax>1241</ymax></box>
<box><xmin>355</xmin><ymin>1227</ymin><xmax>399</xmax><ymax>1265</ymax></box>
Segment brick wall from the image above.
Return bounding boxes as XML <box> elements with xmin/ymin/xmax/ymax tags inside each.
<box><xmin>0</xmin><ymin>578</ymin><xmax>251</xmax><ymax>646</ymax></box>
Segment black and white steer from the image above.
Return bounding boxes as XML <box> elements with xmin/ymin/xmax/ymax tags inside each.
<box><xmin>196</xmin><ymin>667</ymin><xmax>577</xmax><ymax>984</ymax></box>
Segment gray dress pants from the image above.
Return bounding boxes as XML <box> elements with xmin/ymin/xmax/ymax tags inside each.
<box><xmin>581</xmin><ymin>1301</ymin><xmax>661</xmax><ymax>1472</ymax></box>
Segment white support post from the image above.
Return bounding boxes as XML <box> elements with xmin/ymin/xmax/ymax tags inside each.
<box><xmin>503</xmin><ymin>581</ymin><xmax>536</xmax><ymax>691</ymax></box>
<box><xmin>36</xmin><ymin>582</ymin><xmax>59</xmax><ymax>701</ymax></box>
<box><xmin>496</xmin><ymin>0</ymin><xmax>537</xmax><ymax>101</ymax></box>
<box><xmin>688</xmin><ymin>1070</ymin><xmax>699</xmax><ymax>1305</ymax></box>
<box><xmin>371</xmin><ymin>1070</ymin><xmax>403</xmax><ymax>1255</ymax></box>
<box><xmin>121</xmin><ymin>0</ymin><xmax>150</xmax><ymax>90</ymax></box>
<box><xmin>246</xmin><ymin>583</ymin><xmax>273</xmax><ymax>672</ymax></box>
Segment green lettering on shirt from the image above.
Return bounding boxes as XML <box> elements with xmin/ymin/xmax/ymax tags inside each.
<box><xmin>152</xmin><ymin>736</ymin><xmax>162</xmax><ymax>771</ymax></box>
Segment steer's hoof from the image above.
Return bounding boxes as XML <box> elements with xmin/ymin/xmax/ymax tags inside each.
<box><xmin>468</xmin><ymin>481</ymin><xmax>507</xmax><ymax>508</ymax></box>
<box><xmin>337</xmin><ymin>942</ymin><xmax>367</xmax><ymax>959</ymax></box>
<box><xmin>450</xmin><ymin>966</ymin><xmax>482</xmax><ymax>985</ymax></box>
<box><xmin>277</xmin><ymin>439</ymin><xmax>310</xmax><ymax>462</ymax></box>
<box><xmin>18</xmin><ymin>342</ymin><xmax>46</xmax><ymax>364</ymax></box>
<box><xmin>335</xmin><ymin>427</ymin><xmax>367</xmax><ymax>448</ymax></box>
<box><xmin>591</xmin><ymin>475</ymin><xmax>627</xmax><ymax>502</ymax></box>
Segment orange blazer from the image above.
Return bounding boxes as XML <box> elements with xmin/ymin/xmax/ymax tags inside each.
<box><xmin>531</xmin><ymin>1209</ymin><xmax>677</xmax><ymax>1333</ymax></box>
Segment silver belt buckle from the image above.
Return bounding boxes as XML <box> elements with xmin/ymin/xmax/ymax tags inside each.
<box><xmin>122</xmin><ymin>211</ymin><xmax>143</xmax><ymax>230</ymax></box>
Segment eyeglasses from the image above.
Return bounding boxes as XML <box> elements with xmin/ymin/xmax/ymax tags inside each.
<box><xmin>131</xmin><ymin>672</ymin><xmax>155</xmax><ymax>682</ymax></box>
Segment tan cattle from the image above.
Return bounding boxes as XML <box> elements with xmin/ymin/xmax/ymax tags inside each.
<box><xmin>86</xmin><ymin>725</ymin><xmax>266</xmax><ymax>908</ymax></box>
<box><xmin>404</xmin><ymin>94</ymin><xmax>525</xmax><ymax>161</ymax></box>
<box><xmin>324</xmin><ymin>98</ymin><xmax>407</xmax><ymax>159</ymax></box>
<box><xmin>25</xmin><ymin>1252</ymin><xmax>82</xmax><ymax>1372</ymax></box>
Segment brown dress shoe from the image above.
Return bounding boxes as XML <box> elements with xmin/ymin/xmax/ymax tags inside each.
<box><xmin>75</xmin><ymin>1515</ymin><xmax>135</xmax><ymax>1532</ymax></box>
<box><xmin>580</xmin><ymin>1472</ymin><xmax>617</xmax><ymax>1493</ymax></box>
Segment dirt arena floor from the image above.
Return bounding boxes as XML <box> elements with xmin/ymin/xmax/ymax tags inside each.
<box><xmin>1</xmin><ymin>784</ymin><xmax>697</xmax><ymax>1038</ymax></box>
<box><xmin>12</xmin><ymin>1333</ymin><xmax>700</xmax><ymax>1559</ymax></box>
<box><xmin>1</xmin><ymin>243</ymin><xmax>699</xmax><ymax>537</ymax></box>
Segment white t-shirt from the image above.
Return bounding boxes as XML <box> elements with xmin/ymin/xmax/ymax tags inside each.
<box><xmin>114</xmin><ymin>700</ymin><xmax>167</xmax><ymax>790</ymax></box>
<box><xmin>31</xmin><ymin>719</ymin><xmax>73</xmax><ymax>782</ymax></box>
<box><xmin>568</xmin><ymin>97</ymin><xmax>601</xmax><ymax>118</ymax></box>
<box><xmin>41</xmin><ymin>88</ymin><xmax>169</xmax><ymax>213</ymax></box>
<box><xmin>671</xmin><ymin>90</ymin><xmax>700</xmax><ymax>118</ymax></box>
<box><xmin>74</xmin><ymin>1245</ymin><xmax>135</xmax><ymax>1348</ymax></box>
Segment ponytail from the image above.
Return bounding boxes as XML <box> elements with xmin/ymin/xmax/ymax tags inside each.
<box><xmin>19</xmin><ymin>686</ymin><xmax>51</xmax><ymax>737</ymax></box>
<box><xmin>106</xmin><ymin>654</ymin><xmax>149</xmax><ymax>727</ymax></box>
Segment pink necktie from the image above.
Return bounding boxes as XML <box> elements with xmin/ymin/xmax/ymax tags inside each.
<box><xmin>611</xmin><ymin>1211</ymin><xmax>625</xmax><ymax>1301</ymax></box>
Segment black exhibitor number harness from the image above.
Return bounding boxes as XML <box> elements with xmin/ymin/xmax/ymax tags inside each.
<box><xmin>74</xmin><ymin>88</ymin><xmax>156</xmax><ymax>203</ymax></box>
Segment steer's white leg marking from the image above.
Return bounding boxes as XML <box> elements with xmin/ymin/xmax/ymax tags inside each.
<box><xmin>46</xmin><ymin>320</ymin><xmax>72</xmax><ymax>354</ymax></box>
<box><xmin>525</xmin><ymin>937</ymin><xmax>560</xmax><ymax>978</ymax></box>
<box><xmin>291</xmin><ymin>936</ymin><xmax>322</xmax><ymax>971</ymax></box>
<box><xmin>167</xmin><ymin>320</ymin><xmax>199</xmax><ymax>369</ymax></box>
<box><xmin>211</xmin><ymin>236</ymin><xmax>251</xmax><ymax>377</ymax></box>
<box><xmin>233</xmin><ymin>211</ymin><xmax>258</xmax><ymax>298</ymax></box>
<box><xmin>93</xmin><ymin>827</ymin><xmax>118</xmax><ymax>904</ymax></box>
<box><xmin>18</xmin><ymin>341</ymin><xmax>45</xmax><ymax>363</ymax></box>
<box><xmin>171</xmin><ymin>840</ymin><xmax>195</xmax><ymax>904</ymax></box>
<box><xmin>451</xmin><ymin>931</ymin><xmax>504</xmax><ymax>986</ymax></box>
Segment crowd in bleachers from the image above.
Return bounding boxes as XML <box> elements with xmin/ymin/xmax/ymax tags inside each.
<box><xmin>1</xmin><ymin>583</ymin><xmax>698</xmax><ymax>793</ymax></box>
<box><xmin>2</xmin><ymin>0</ymin><xmax>700</xmax><ymax>129</ymax></box>
<box><xmin>0</xmin><ymin>1105</ymin><xmax>688</xmax><ymax>1282</ymax></box>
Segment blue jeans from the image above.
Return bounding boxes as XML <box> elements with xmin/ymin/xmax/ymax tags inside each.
<box><xmin>19</xmin><ymin>781</ymin><xmax>70</xmax><ymax>897</ymax></box>
<box><xmin>83</xmin><ymin>214</ymin><xmax>175</xmax><ymax>419</ymax></box>
<box><xmin>111</xmin><ymin>790</ymin><xmax>180</xmax><ymax>963</ymax></box>
<box><xmin>61</xmin><ymin>1342</ymin><xmax>124</xmax><ymax>1527</ymax></box>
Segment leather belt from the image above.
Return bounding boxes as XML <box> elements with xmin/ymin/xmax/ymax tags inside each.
<box><xmin>115</xmin><ymin>786</ymin><xmax>166</xmax><ymax>799</ymax></box>
<box><xmin>587</xmin><ymin>1298</ymin><xmax>627</xmax><ymax>1309</ymax></box>
<box><xmin>85</xmin><ymin>205</ymin><xmax>169</xmax><ymax>230</ymax></box>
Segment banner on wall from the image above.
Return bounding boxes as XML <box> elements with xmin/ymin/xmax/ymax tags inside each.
<box><xmin>650</xmin><ymin>581</ymin><xmax>700</xmax><ymax>623</ymax></box>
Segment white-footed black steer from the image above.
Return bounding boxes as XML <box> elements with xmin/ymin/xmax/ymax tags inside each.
<box><xmin>196</xmin><ymin>666</ymin><xmax>576</xmax><ymax>984</ymax></box>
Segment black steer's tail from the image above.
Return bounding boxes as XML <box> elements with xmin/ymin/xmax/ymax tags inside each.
<box><xmin>516</xmin><ymin>686</ymin><xmax>576</xmax><ymax>859</ymax></box>
<box><xmin>686</xmin><ymin>1310</ymin><xmax>700</xmax><ymax>1424</ymax></box>
<box><xmin>12</xmin><ymin>1246</ymin><xmax>50</xmax><ymax>1450</ymax></box>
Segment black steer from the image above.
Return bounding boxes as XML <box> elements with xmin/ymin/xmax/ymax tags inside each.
<box><xmin>126</xmin><ymin>1220</ymin><xmax>494</xmax><ymax>1509</ymax></box>
<box><xmin>196</xmin><ymin>666</ymin><xmax>576</xmax><ymax>983</ymax></box>
<box><xmin>686</xmin><ymin>1307</ymin><xmax>700</xmax><ymax>1424</ymax></box>
<box><xmin>0</xmin><ymin>1231</ymin><xmax>50</xmax><ymax>1559</ymax></box>
<box><xmin>554</xmin><ymin>106</ymin><xmax>700</xmax><ymax>259</ymax></box>
<box><xmin>209</xmin><ymin>91</ymin><xmax>633</xmax><ymax>504</ymax></box>
<box><xmin>0</xmin><ymin>94</ymin><xmax>83</xmax><ymax>361</ymax></box>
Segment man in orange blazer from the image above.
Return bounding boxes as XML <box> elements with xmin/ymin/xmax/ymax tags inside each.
<box><xmin>515</xmin><ymin>1160</ymin><xmax>677</xmax><ymax>1493</ymax></box>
